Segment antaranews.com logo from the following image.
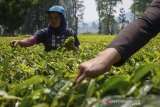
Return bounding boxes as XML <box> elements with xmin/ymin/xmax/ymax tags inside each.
<box><xmin>102</xmin><ymin>96</ymin><xmax>141</xmax><ymax>106</ymax></box>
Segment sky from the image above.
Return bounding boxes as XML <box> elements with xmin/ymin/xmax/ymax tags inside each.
<box><xmin>83</xmin><ymin>0</ymin><xmax>133</xmax><ymax>23</ymax></box>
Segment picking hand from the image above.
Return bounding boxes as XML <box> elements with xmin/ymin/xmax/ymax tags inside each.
<box><xmin>10</xmin><ymin>40</ymin><xmax>19</xmax><ymax>47</ymax></box>
<box><xmin>74</xmin><ymin>57</ymin><xmax>110</xmax><ymax>85</ymax></box>
<box><xmin>74</xmin><ymin>48</ymin><xmax>121</xmax><ymax>85</ymax></box>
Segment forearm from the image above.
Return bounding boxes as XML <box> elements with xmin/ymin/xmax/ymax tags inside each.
<box><xmin>96</xmin><ymin>48</ymin><xmax>121</xmax><ymax>68</ymax></box>
<box><xmin>19</xmin><ymin>36</ymin><xmax>37</xmax><ymax>47</ymax></box>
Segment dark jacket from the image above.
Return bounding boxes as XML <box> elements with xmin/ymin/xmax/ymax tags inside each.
<box><xmin>108</xmin><ymin>0</ymin><xmax>160</xmax><ymax>66</ymax></box>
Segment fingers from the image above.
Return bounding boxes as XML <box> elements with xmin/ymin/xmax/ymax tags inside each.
<box><xmin>76</xmin><ymin>73</ymin><xmax>86</xmax><ymax>85</ymax></box>
<box><xmin>10</xmin><ymin>40</ymin><xmax>19</xmax><ymax>47</ymax></box>
<box><xmin>14</xmin><ymin>41</ymin><xmax>18</xmax><ymax>47</ymax></box>
<box><xmin>74</xmin><ymin>66</ymin><xmax>83</xmax><ymax>85</ymax></box>
<box><xmin>74</xmin><ymin>58</ymin><xmax>103</xmax><ymax>86</ymax></box>
<box><xmin>74</xmin><ymin>67</ymin><xmax>83</xmax><ymax>82</ymax></box>
<box><xmin>10</xmin><ymin>41</ymin><xmax>14</xmax><ymax>47</ymax></box>
<box><xmin>74</xmin><ymin>64</ymin><xmax>87</xmax><ymax>86</ymax></box>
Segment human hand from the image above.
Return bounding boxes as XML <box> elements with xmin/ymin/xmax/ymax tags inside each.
<box><xmin>64</xmin><ymin>36</ymin><xmax>75</xmax><ymax>50</ymax></box>
<box><xmin>74</xmin><ymin>57</ymin><xmax>111</xmax><ymax>85</ymax></box>
<box><xmin>74</xmin><ymin>48</ymin><xmax>121</xmax><ymax>85</ymax></box>
<box><xmin>66</xmin><ymin>43</ymin><xmax>75</xmax><ymax>50</ymax></box>
<box><xmin>10</xmin><ymin>40</ymin><xmax>19</xmax><ymax>47</ymax></box>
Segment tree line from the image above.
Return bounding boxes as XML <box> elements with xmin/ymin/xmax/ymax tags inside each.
<box><xmin>0</xmin><ymin>0</ymin><xmax>152</xmax><ymax>36</ymax></box>
<box><xmin>0</xmin><ymin>0</ymin><xmax>84</xmax><ymax>36</ymax></box>
<box><xmin>95</xmin><ymin>0</ymin><xmax>152</xmax><ymax>35</ymax></box>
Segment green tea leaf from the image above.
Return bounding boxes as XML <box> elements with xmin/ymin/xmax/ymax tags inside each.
<box><xmin>86</xmin><ymin>79</ymin><xmax>96</xmax><ymax>97</ymax></box>
<box><xmin>131</xmin><ymin>63</ymin><xmax>160</xmax><ymax>83</ymax></box>
<box><xmin>101</xmin><ymin>75</ymin><xmax>132</xmax><ymax>96</ymax></box>
<box><xmin>2</xmin><ymin>56</ymin><xmax>10</xmax><ymax>72</ymax></box>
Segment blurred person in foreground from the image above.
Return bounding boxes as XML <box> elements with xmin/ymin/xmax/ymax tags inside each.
<box><xmin>75</xmin><ymin>0</ymin><xmax>160</xmax><ymax>84</ymax></box>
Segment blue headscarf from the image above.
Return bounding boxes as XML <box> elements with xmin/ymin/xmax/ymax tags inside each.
<box><xmin>47</xmin><ymin>5</ymin><xmax>66</xmax><ymax>36</ymax></box>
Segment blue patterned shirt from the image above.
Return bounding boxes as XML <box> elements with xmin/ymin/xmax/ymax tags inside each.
<box><xmin>33</xmin><ymin>28</ymin><xmax>80</xmax><ymax>52</ymax></box>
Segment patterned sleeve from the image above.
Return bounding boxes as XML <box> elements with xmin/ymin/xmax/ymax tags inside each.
<box><xmin>33</xmin><ymin>28</ymin><xmax>47</xmax><ymax>44</ymax></box>
<box><xmin>67</xmin><ymin>28</ymin><xmax>80</xmax><ymax>47</ymax></box>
